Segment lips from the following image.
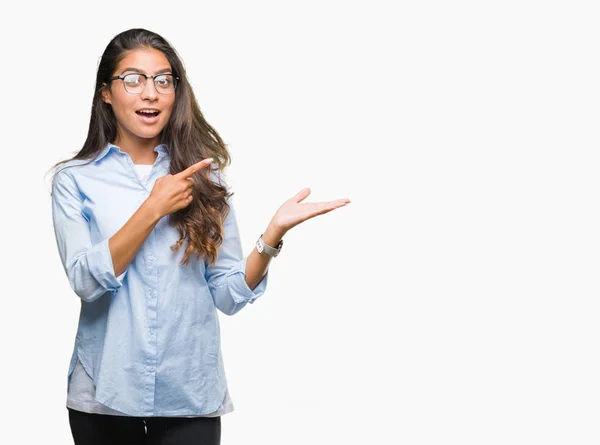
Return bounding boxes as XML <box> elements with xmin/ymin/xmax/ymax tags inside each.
<box><xmin>136</xmin><ymin>109</ymin><xmax>161</xmax><ymax>124</ymax></box>
<box><xmin>135</xmin><ymin>109</ymin><xmax>160</xmax><ymax>117</ymax></box>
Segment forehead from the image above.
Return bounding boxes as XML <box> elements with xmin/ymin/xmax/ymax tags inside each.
<box><xmin>115</xmin><ymin>48</ymin><xmax>172</xmax><ymax>74</ymax></box>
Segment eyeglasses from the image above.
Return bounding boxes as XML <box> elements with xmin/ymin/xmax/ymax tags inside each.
<box><xmin>105</xmin><ymin>73</ymin><xmax>180</xmax><ymax>95</ymax></box>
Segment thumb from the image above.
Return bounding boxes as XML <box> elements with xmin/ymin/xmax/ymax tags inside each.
<box><xmin>293</xmin><ymin>187</ymin><xmax>311</xmax><ymax>203</ymax></box>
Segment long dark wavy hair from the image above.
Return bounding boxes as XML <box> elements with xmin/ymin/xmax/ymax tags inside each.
<box><xmin>49</xmin><ymin>28</ymin><xmax>233</xmax><ymax>266</ymax></box>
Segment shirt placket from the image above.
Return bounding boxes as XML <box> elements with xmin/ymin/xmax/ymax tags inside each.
<box><xmin>122</xmin><ymin>152</ymin><xmax>161</xmax><ymax>193</ymax></box>
<box><xmin>120</xmin><ymin>150</ymin><xmax>162</xmax><ymax>414</ymax></box>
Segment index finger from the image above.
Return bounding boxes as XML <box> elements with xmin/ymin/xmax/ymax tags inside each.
<box><xmin>176</xmin><ymin>158</ymin><xmax>213</xmax><ymax>179</ymax></box>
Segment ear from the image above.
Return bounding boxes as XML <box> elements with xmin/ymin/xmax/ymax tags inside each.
<box><xmin>101</xmin><ymin>83</ymin><xmax>112</xmax><ymax>105</ymax></box>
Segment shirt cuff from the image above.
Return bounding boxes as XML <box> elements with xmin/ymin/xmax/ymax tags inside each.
<box><xmin>226</xmin><ymin>256</ymin><xmax>269</xmax><ymax>304</ymax></box>
<box><xmin>86</xmin><ymin>238</ymin><xmax>126</xmax><ymax>292</ymax></box>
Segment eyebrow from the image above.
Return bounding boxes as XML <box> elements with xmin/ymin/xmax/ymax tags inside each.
<box><xmin>120</xmin><ymin>67</ymin><xmax>173</xmax><ymax>75</ymax></box>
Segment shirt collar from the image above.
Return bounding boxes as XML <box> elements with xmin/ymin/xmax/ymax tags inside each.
<box><xmin>93</xmin><ymin>142</ymin><xmax>168</xmax><ymax>163</ymax></box>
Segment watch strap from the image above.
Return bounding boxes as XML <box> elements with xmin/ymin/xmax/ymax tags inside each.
<box><xmin>256</xmin><ymin>234</ymin><xmax>283</xmax><ymax>257</ymax></box>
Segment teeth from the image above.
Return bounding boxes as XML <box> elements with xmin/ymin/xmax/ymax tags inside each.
<box><xmin>138</xmin><ymin>110</ymin><xmax>158</xmax><ymax>114</ymax></box>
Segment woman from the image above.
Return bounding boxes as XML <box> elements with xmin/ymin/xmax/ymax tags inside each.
<box><xmin>49</xmin><ymin>28</ymin><xmax>350</xmax><ymax>444</ymax></box>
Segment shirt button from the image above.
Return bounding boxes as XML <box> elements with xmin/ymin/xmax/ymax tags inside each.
<box><xmin>149</xmin><ymin>255</ymin><xmax>156</xmax><ymax>262</ymax></box>
<box><xmin>146</xmin><ymin>366</ymin><xmax>155</xmax><ymax>372</ymax></box>
<box><xmin>149</xmin><ymin>328</ymin><xmax>155</xmax><ymax>335</ymax></box>
<box><xmin>150</xmin><ymin>291</ymin><xmax>157</xmax><ymax>299</ymax></box>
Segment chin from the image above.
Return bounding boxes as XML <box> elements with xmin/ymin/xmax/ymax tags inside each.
<box><xmin>139</xmin><ymin>133</ymin><xmax>162</xmax><ymax>140</ymax></box>
<box><xmin>135</xmin><ymin>127</ymin><xmax>164</xmax><ymax>139</ymax></box>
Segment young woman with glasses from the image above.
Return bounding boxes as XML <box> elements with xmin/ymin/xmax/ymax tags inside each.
<box><xmin>49</xmin><ymin>28</ymin><xmax>350</xmax><ymax>445</ymax></box>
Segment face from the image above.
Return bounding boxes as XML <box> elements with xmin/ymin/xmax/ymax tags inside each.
<box><xmin>101</xmin><ymin>47</ymin><xmax>176</xmax><ymax>146</ymax></box>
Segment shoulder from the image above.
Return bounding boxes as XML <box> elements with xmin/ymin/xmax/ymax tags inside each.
<box><xmin>54</xmin><ymin>158</ymin><xmax>94</xmax><ymax>177</ymax></box>
<box><xmin>52</xmin><ymin>157</ymin><xmax>99</xmax><ymax>185</ymax></box>
<box><xmin>51</xmin><ymin>159</ymin><xmax>94</xmax><ymax>198</ymax></box>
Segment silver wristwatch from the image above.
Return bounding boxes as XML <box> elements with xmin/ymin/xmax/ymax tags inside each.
<box><xmin>256</xmin><ymin>234</ymin><xmax>284</xmax><ymax>257</ymax></box>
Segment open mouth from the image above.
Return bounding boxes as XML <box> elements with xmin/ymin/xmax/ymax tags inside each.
<box><xmin>136</xmin><ymin>110</ymin><xmax>160</xmax><ymax>117</ymax></box>
<box><xmin>136</xmin><ymin>110</ymin><xmax>161</xmax><ymax>123</ymax></box>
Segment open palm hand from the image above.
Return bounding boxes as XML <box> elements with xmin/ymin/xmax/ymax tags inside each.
<box><xmin>271</xmin><ymin>188</ymin><xmax>351</xmax><ymax>234</ymax></box>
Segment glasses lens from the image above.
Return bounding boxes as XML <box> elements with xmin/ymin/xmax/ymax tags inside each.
<box><xmin>120</xmin><ymin>74</ymin><xmax>176</xmax><ymax>94</ymax></box>
<box><xmin>123</xmin><ymin>74</ymin><xmax>144</xmax><ymax>93</ymax></box>
<box><xmin>154</xmin><ymin>74</ymin><xmax>176</xmax><ymax>94</ymax></box>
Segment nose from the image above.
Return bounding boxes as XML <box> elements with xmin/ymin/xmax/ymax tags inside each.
<box><xmin>140</xmin><ymin>79</ymin><xmax>158</xmax><ymax>100</ymax></box>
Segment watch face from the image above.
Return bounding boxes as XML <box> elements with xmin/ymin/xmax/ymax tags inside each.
<box><xmin>256</xmin><ymin>235</ymin><xmax>282</xmax><ymax>257</ymax></box>
<box><xmin>256</xmin><ymin>237</ymin><xmax>264</xmax><ymax>253</ymax></box>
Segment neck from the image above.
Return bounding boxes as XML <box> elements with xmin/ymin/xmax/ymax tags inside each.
<box><xmin>113</xmin><ymin>131</ymin><xmax>161</xmax><ymax>165</ymax></box>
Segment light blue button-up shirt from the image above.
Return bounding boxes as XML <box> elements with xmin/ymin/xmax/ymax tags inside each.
<box><xmin>51</xmin><ymin>142</ymin><xmax>269</xmax><ymax>416</ymax></box>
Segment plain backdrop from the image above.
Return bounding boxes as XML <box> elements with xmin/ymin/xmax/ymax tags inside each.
<box><xmin>1</xmin><ymin>0</ymin><xmax>599</xmax><ymax>444</ymax></box>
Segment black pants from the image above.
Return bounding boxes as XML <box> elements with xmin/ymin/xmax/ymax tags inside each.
<box><xmin>68</xmin><ymin>408</ymin><xmax>221</xmax><ymax>445</ymax></box>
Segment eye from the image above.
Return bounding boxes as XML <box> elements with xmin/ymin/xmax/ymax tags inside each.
<box><xmin>155</xmin><ymin>75</ymin><xmax>173</xmax><ymax>86</ymax></box>
<box><xmin>123</xmin><ymin>74</ymin><xmax>142</xmax><ymax>85</ymax></box>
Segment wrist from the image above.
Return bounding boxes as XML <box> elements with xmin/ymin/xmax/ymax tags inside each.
<box><xmin>262</xmin><ymin>221</ymin><xmax>285</xmax><ymax>247</ymax></box>
<box><xmin>141</xmin><ymin>198</ymin><xmax>163</xmax><ymax>225</ymax></box>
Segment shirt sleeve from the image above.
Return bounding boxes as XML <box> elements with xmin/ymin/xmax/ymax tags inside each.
<box><xmin>51</xmin><ymin>168</ymin><xmax>126</xmax><ymax>302</ymax></box>
<box><xmin>204</xmin><ymin>198</ymin><xmax>269</xmax><ymax>316</ymax></box>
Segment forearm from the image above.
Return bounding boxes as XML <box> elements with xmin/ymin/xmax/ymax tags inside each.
<box><xmin>245</xmin><ymin>221</ymin><xmax>285</xmax><ymax>290</ymax></box>
<box><xmin>109</xmin><ymin>200</ymin><xmax>162</xmax><ymax>277</ymax></box>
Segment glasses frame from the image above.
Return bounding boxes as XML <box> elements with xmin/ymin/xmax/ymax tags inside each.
<box><xmin>105</xmin><ymin>73</ymin><xmax>180</xmax><ymax>95</ymax></box>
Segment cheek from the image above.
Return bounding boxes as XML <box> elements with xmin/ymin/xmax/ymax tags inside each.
<box><xmin>161</xmin><ymin>104</ymin><xmax>175</xmax><ymax>122</ymax></box>
<box><xmin>111</xmin><ymin>98</ymin><xmax>135</xmax><ymax>123</ymax></box>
